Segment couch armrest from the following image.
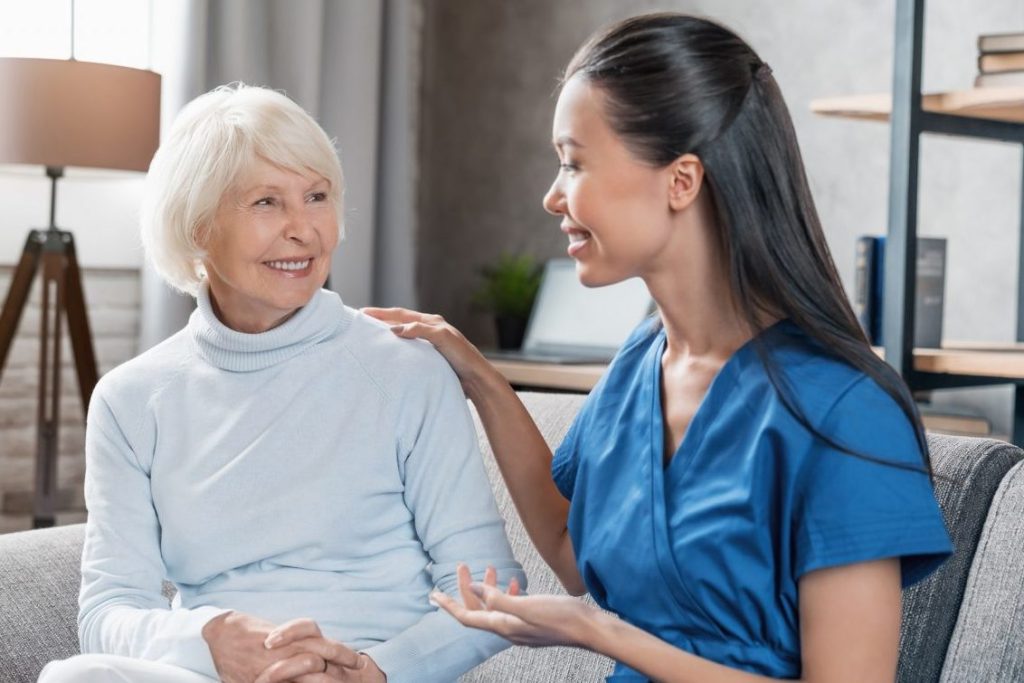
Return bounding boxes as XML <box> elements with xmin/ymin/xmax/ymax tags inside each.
<box><xmin>0</xmin><ymin>523</ymin><xmax>85</xmax><ymax>682</ymax></box>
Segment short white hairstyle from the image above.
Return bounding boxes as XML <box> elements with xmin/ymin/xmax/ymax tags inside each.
<box><xmin>140</xmin><ymin>83</ymin><xmax>345</xmax><ymax>296</ymax></box>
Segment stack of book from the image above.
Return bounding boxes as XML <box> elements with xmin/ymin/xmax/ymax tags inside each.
<box><xmin>976</xmin><ymin>32</ymin><xmax>1024</xmax><ymax>88</ymax></box>
<box><xmin>853</xmin><ymin>235</ymin><xmax>947</xmax><ymax>348</ymax></box>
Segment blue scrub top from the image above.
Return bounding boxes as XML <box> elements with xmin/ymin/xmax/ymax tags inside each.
<box><xmin>552</xmin><ymin>319</ymin><xmax>952</xmax><ymax>681</ymax></box>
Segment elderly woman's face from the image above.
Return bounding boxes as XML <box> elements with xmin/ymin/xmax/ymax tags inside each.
<box><xmin>202</xmin><ymin>156</ymin><xmax>339</xmax><ymax>333</ymax></box>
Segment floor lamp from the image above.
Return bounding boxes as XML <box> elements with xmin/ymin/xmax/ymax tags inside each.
<box><xmin>0</xmin><ymin>58</ymin><xmax>160</xmax><ymax>528</ymax></box>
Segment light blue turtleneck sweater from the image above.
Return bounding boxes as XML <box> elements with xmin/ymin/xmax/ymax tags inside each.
<box><xmin>78</xmin><ymin>284</ymin><xmax>525</xmax><ymax>682</ymax></box>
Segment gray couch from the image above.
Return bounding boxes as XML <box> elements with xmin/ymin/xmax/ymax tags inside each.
<box><xmin>2</xmin><ymin>392</ymin><xmax>1024</xmax><ymax>682</ymax></box>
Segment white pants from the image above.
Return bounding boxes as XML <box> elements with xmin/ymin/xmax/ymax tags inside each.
<box><xmin>38</xmin><ymin>654</ymin><xmax>218</xmax><ymax>683</ymax></box>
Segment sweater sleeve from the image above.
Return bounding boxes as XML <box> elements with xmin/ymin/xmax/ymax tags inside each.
<box><xmin>362</xmin><ymin>356</ymin><xmax>527</xmax><ymax>683</ymax></box>
<box><xmin>78</xmin><ymin>388</ymin><xmax>228</xmax><ymax>678</ymax></box>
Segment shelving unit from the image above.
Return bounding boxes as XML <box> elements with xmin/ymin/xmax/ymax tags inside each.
<box><xmin>812</xmin><ymin>0</ymin><xmax>1024</xmax><ymax>445</ymax></box>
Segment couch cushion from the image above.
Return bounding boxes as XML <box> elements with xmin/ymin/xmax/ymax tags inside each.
<box><xmin>462</xmin><ymin>392</ymin><xmax>615</xmax><ymax>682</ymax></box>
<box><xmin>0</xmin><ymin>523</ymin><xmax>85</xmax><ymax>683</ymax></box>
<box><xmin>897</xmin><ymin>434</ymin><xmax>1024</xmax><ymax>683</ymax></box>
<box><xmin>939</xmin><ymin>459</ymin><xmax>1024</xmax><ymax>681</ymax></box>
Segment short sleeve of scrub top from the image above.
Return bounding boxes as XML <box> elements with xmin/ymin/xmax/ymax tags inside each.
<box><xmin>793</xmin><ymin>373</ymin><xmax>951</xmax><ymax>587</ymax></box>
<box><xmin>551</xmin><ymin>400</ymin><xmax>586</xmax><ymax>500</ymax></box>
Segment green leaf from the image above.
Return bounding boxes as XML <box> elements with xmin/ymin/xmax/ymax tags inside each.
<box><xmin>471</xmin><ymin>253</ymin><xmax>543</xmax><ymax>318</ymax></box>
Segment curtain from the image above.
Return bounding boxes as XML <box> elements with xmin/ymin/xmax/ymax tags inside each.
<box><xmin>140</xmin><ymin>0</ymin><xmax>418</xmax><ymax>351</ymax></box>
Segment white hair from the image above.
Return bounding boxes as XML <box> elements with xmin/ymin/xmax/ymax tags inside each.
<box><xmin>140</xmin><ymin>83</ymin><xmax>345</xmax><ymax>296</ymax></box>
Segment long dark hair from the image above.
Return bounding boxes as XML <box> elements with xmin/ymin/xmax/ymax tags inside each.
<box><xmin>565</xmin><ymin>13</ymin><xmax>931</xmax><ymax>475</ymax></box>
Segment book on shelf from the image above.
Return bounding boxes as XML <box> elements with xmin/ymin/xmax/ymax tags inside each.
<box><xmin>979</xmin><ymin>32</ymin><xmax>1024</xmax><ymax>54</ymax></box>
<box><xmin>974</xmin><ymin>70</ymin><xmax>1024</xmax><ymax>88</ymax></box>
<box><xmin>978</xmin><ymin>52</ymin><xmax>1024</xmax><ymax>74</ymax></box>
<box><xmin>854</xmin><ymin>236</ymin><xmax>884</xmax><ymax>346</ymax></box>
<box><xmin>853</xmin><ymin>236</ymin><xmax>946</xmax><ymax>348</ymax></box>
<box><xmin>918</xmin><ymin>404</ymin><xmax>991</xmax><ymax>437</ymax></box>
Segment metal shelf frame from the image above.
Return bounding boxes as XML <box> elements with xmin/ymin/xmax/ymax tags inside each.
<box><xmin>885</xmin><ymin>0</ymin><xmax>1024</xmax><ymax>445</ymax></box>
<box><xmin>920</xmin><ymin>112</ymin><xmax>1024</xmax><ymax>143</ymax></box>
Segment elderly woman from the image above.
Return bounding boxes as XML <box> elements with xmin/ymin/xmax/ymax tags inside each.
<box><xmin>38</xmin><ymin>83</ymin><xmax>525</xmax><ymax>683</ymax></box>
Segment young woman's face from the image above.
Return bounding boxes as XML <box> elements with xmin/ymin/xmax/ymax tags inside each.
<box><xmin>543</xmin><ymin>76</ymin><xmax>675</xmax><ymax>287</ymax></box>
<box><xmin>202</xmin><ymin>157</ymin><xmax>339</xmax><ymax>332</ymax></box>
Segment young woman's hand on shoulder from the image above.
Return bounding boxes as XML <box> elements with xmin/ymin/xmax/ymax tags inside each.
<box><xmin>361</xmin><ymin>307</ymin><xmax>500</xmax><ymax>398</ymax></box>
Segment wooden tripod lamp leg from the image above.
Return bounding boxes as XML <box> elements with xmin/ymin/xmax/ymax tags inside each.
<box><xmin>0</xmin><ymin>228</ymin><xmax>99</xmax><ymax>530</ymax></box>
<box><xmin>0</xmin><ymin>234</ymin><xmax>45</xmax><ymax>526</ymax></box>
<box><xmin>34</xmin><ymin>244</ymin><xmax>64</xmax><ymax>529</ymax></box>
<box><xmin>33</xmin><ymin>230</ymin><xmax>99</xmax><ymax>529</ymax></box>
<box><xmin>0</xmin><ymin>233</ymin><xmax>44</xmax><ymax>376</ymax></box>
<box><xmin>62</xmin><ymin>234</ymin><xmax>98</xmax><ymax>410</ymax></box>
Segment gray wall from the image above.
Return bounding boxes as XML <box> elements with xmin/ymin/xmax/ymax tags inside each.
<box><xmin>417</xmin><ymin>0</ymin><xmax>1023</xmax><ymax>436</ymax></box>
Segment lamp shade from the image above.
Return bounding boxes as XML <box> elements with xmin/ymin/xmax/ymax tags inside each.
<box><xmin>0</xmin><ymin>58</ymin><xmax>160</xmax><ymax>172</ymax></box>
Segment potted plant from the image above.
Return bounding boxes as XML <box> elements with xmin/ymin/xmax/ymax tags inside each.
<box><xmin>472</xmin><ymin>253</ymin><xmax>542</xmax><ymax>349</ymax></box>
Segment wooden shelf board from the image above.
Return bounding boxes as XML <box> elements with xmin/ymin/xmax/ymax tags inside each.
<box><xmin>872</xmin><ymin>346</ymin><xmax>1024</xmax><ymax>379</ymax></box>
<box><xmin>942</xmin><ymin>340</ymin><xmax>1024</xmax><ymax>352</ymax></box>
<box><xmin>810</xmin><ymin>87</ymin><xmax>1024</xmax><ymax>124</ymax></box>
<box><xmin>913</xmin><ymin>348</ymin><xmax>1024</xmax><ymax>378</ymax></box>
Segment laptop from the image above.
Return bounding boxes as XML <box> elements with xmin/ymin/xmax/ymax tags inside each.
<box><xmin>485</xmin><ymin>258</ymin><xmax>654</xmax><ymax>364</ymax></box>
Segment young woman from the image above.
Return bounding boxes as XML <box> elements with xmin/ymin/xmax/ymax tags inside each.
<box><xmin>361</xmin><ymin>12</ymin><xmax>952</xmax><ymax>683</ymax></box>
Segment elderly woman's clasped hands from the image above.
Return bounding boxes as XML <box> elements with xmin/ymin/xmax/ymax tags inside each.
<box><xmin>202</xmin><ymin>612</ymin><xmax>384</xmax><ymax>683</ymax></box>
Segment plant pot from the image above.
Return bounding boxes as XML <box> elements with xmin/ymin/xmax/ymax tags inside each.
<box><xmin>495</xmin><ymin>315</ymin><xmax>528</xmax><ymax>350</ymax></box>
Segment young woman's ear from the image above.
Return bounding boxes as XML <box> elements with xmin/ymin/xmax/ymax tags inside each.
<box><xmin>668</xmin><ymin>154</ymin><xmax>704</xmax><ymax>212</ymax></box>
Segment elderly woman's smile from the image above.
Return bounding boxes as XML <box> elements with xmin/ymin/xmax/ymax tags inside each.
<box><xmin>264</xmin><ymin>258</ymin><xmax>312</xmax><ymax>273</ymax></box>
<box><xmin>201</xmin><ymin>156</ymin><xmax>339</xmax><ymax>334</ymax></box>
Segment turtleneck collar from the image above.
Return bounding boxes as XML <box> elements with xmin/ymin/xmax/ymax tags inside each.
<box><xmin>188</xmin><ymin>281</ymin><xmax>351</xmax><ymax>372</ymax></box>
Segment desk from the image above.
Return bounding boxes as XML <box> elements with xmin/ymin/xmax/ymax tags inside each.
<box><xmin>490</xmin><ymin>353</ymin><xmax>1012</xmax><ymax>441</ymax></box>
<box><xmin>488</xmin><ymin>359</ymin><xmax>604</xmax><ymax>392</ymax></box>
<box><xmin>491</xmin><ymin>344</ymin><xmax>1024</xmax><ymax>393</ymax></box>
